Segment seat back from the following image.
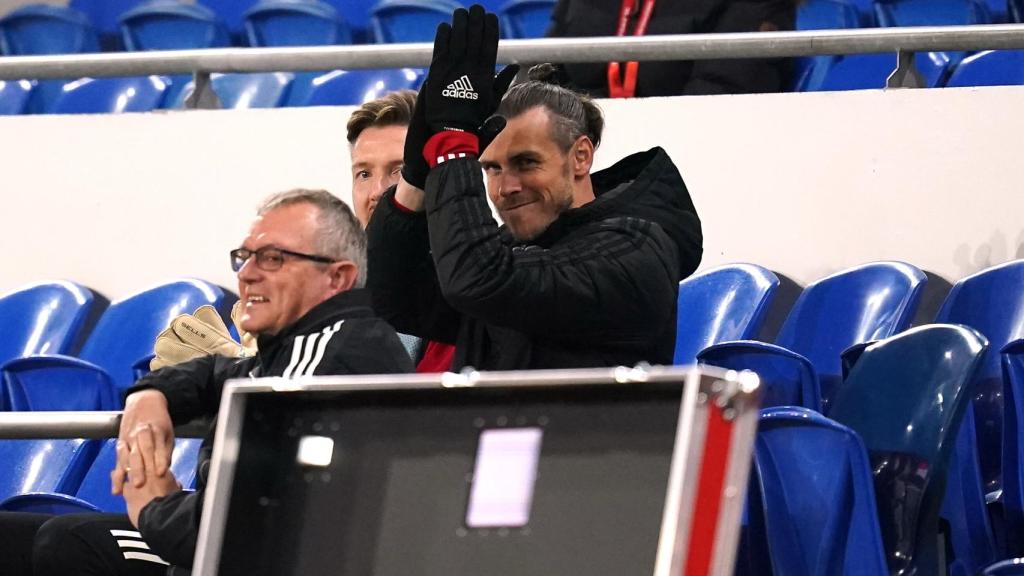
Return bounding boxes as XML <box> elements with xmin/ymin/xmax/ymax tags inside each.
<box><xmin>69</xmin><ymin>0</ymin><xmax>148</xmax><ymax>40</ymax></box>
<box><xmin>794</xmin><ymin>0</ymin><xmax>861</xmax><ymax>90</ymax></box>
<box><xmin>754</xmin><ymin>407</ymin><xmax>889</xmax><ymax>576</ymax></box>
<box><xmin>120</xmin><ymin>0</ymin><xmax>230</xmax><ymax>51</ymax></box>
<box><xmin>499</xmin><ymin>0</ymin><xmax>555</xmax><ymax>38</ymax></box>
<box><xmin>3</xmin><ymin>356</ymin><xmax>118</xmax><ymax>411</ymax></box>
<box><xmin>775</xmin><ymin>261</ymin><xmax>926</xmax><ymax>405</ymax></box>
<box><xmin>47</xmin><ymin>76</ymin><xmax>169</xmax><ymax>114</ymax></box>
<box><xmin>167</xmin><ymin>72</ymin><xmax>295</xmax><ymax>109</ymax></box>
<box><xmin>875</xmin><ymin>0</ymin><xmax>991</xmax><ymax>26</ymax></box>
<box><xmin>1004</xmin><ymin>339</ymin><xmax>1024</xmax><ymax>556</ymax></box>
<box><xmin>79</xmin><ymin>279</ymin><xmax>225</xmax><ymax>391</ymax></box>
<box><xmin>828</xmin><ymin>324</ymin><xmax>988</xmax><ymax>575</ymax></box>
<box><xmin>0</xmin><ymin>439</ymin><xmax>99</xmax><ymax>501</ymax></box>
<box><xmin>73</xmin><ymin>437</ymin><xmax>204</xmax><ymax>513</ymax></box>
<box><xmin>244</xmin><ymin>0</ymin><xmax>351</xmax><ymax>46</ymax></box>
<box><xmin>673</xmin><ymin>263</ymin><xmax>779</xmax><ymax>365</ymax></box>
<box><xmin>0</xmin><ymin>79</ymin><xmax>33</xmax><ymax>115</ymax></box>
<box><xmin>197</xmin><ymin>0</ymin><xmax>260</xmax><ymax>40</ymax></box>
<box><xmin>936</xmin><ymin>259</ymin><xmax>1024</xmax><ymax>493</ymax></box>
<box><xmin>946</xmin><ymin>50</ymin><xmax>1024</xmax><ymax>87</ymax></box>
<box><xmin>288</xmin><ymin>68</ymin><xmax>421</xmax><ymax>106</ymax></box>
<box><xmin>0</xmin><ymin>281</ymin><xmax>94</xmax><ymax>366</ymax></box>
<box><xmin>370</xmin><ymin>0</ymin><xmax>465</xmax><ymax>43</ymax></box>
<box><xmin>0</xmin><ymin>4</ymin><xmax>99</xmax><ymax>55</ymax></box>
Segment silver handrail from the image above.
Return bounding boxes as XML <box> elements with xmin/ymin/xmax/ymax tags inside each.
<box><xmin>0</xmin><ymin>411</ymin><xmax>208</xmax><ymax>439</ymax></box>
<box><xmin>1</xmin><ymin>24</ymin><xmax>1024</xmax><ymax>80</ymax></box>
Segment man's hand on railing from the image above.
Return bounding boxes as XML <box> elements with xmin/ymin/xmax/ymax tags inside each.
<box><xmin>111</xmin><ymin>389</ymin><xmax>175</xmax><ymax>495</ymax></box>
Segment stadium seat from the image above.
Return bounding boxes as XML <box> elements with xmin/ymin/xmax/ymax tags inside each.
<box><xmin>69</xmin><ymin>0</ymin><xmax>148</xmax><ymax>44</ymax></box>
<box><xmin>324</xmin><ymin>0</ymin><xmax>380</xmax><ymax>42</ymax></box>
<box><xmin>499</xmin><ymin>0</ymin><xmax>556</xmax><ymax>39</ymax></box>
<box><xmin>166</xmin><ymin>72</ymin><xmax>295</xmax><ymax>109</ymax></box>
<box><xmin>244</xmin><ymin>0</ymin><xmax>351</xmax><ymax>47</ymax></box>
<box><xmin>0</xmin><ymin>437</ymin><xmax>202</xmax><ymax>514</ymax></box>
<box><xmin>1001</xmin><ymin>339</ymin><xmax>1024</xmax><ymax>556</ymax></box>
<box><xmin>806</xmin><ymin>51</ymin><xmax>951</xmax><ymax>91</ymax></box>
<box><xmin>672</xmin><ymin>263</ymin><xmax>779</xmax><ymax>366</ymax></box>
<box><xmin>794</xmin><ymin>0</ymin><xmax>861</xmax><ymax>91</ymax></box>
<box><xmin>0</xmin><ymin>439</ymin><xmax>100</xmax><ymax>502</ymax></box>
<box><xmin>0</xmin><ymin>79</ymin><xmax>33</xmax><ymax>115</ymax></box>
<box><xmin>752</xmin><ymin>406</ymin><xmax>889</xmax><ymax>575</ymax></box>
<box><xmin>984</xmin><ymin>558</ymin><xmax>1024</xmax><ymax>575</ymax></box>
<box><xmin>946</xmin><ymin>50</ymin><xmax>1024</xmax><ymax>87</ymax></box>
<box><xmin>984</xmin><ymin>0</ymin><xmax>1010</xmax><ymax>21</ymax></box>
<box><xmin>119</xmin><ymin>0</ymin><xmax>230</xmax><ymax>51</ymax></box>
<box><xmin>369</xmin><ymin>0</ymin><xmax>465</xmax><ymax>43</ymax></box>
<box><xmin>1</xmin><ymin>279</ymin><xmax>225</xmax><ymax>410</ymax></box>
<box><xmin>829</xmin><ymin>324</ymin><xmax>988</xmax><ymax>576</ymax></box>
<box><xmin>0</xmin><ymin>281</ymin><xmax>94</xmax><ymax>367</ymax></box>
<box><xmin>197</xmin><ymin>0</ymin><xmax>259</xmax><ymax>42</ymax></box>
<box><xmin>0</xmin><ymin>4</ymin><xmax>99</xmax><ymax>55</ymax></box>
<box><xmin>698</xmin><ymin>261</ymin><xmax>926</xmax><ymax>412</ymax></box>
<box><xmin>285</xmin><ymin>68</ymin><xmax>420</xmax><ymax>106</ymax></box>
<box><xmin>46</xmin><ymin>76</ymin><xmax>170</xmax><ymax>114</ymax></box>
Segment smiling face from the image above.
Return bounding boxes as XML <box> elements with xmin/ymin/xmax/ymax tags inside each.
<box><xmin>235</xmin><ymin>202</ymin><xmax>343</xmax><ymax>336</ymax></box>
<box><xmin>350</xmin><ymin>124</ymin><xmax>407</xmax><ymax>227</ymax></box>
<box><xmin>480</xmin><ymin>106</ymin><xmax>594</xmax><ymax>241</ymax></box>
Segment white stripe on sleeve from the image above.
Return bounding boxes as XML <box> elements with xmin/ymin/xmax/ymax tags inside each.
<box><xmin>282</xmin><ymin>334</ymin><xmax>306</xmax><ymax>378</ymax></box>
<box><xmin>123</xmin><ymin>551</ymin><xmax>170</xmax><ymax>565</ymax></box>
<box><xmin>291</xmin><ymin>332</ymin><xmax>321</xmax><ymax>377</ymax></box>
<box><xmin>303</xmin><ymin>321</ymin><xmax>345</xmax><ymax>376</ymax></box>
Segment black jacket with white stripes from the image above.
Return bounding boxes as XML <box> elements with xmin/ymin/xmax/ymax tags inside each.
<box><xmin>128</xmin><ymin>289</ymin><xmax>413</xmax><ymax>570</ymax></box>
<box><xmin>367</xmin><ymin>146</ymin><xmax>702</xmax><ymax>370</ymax></box>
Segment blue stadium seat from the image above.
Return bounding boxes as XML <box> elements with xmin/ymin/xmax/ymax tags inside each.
<box><xmin>323</xmin><ymin>0</ymin><xmax>379</xmax><ymax>41</ymax></box>
<box><xmin>46</xmin><ymin>76</ymin><xmax>170</xmax><ymax>114</ymax></box>
<box><xmin>806</xmin><ymin>51</ymin><xmax>951</xmax><ymax>91</ymax></box>
<box><xmin>0</xmin><ymin>281</ymin><xmax>94</xmax><ymax>367</ymax></box>
<box><xmin>984</xmin><ymin>0</ymin><xmax>1010</xmax><ymax>21</ymax></box>
<box><xmin>499</xmin><ymin>0</ymin><xmax>555</xmax><ymax>38</ymax></box>
<box><xmin>1004</xmin><ymin>338</ymin><xmax>1024</xmax><ymax>557</ymax></box>
<box><xmin>69</xmin><ymin>0</ymin><xmax>148</xmax><ymax>43</ymax></box>
<box><xmin>0</xmin><ymin>439</ymin><xmax>100</xmax><ymax>502</ymax></box>
<box><xmin>197</xmin><ymin>0</ymin><xmax>260</xmax><ymax>42</ymax></box>
<box><xmin>119</xmin><ymin>0</ymin><xmax>230</xmax><ymax>51</ymax></box>
<box><xmin>830</xmin><ymin>324</ymin><xmax>988</xmax><ymax>575</ymax></box>
<box><xmin>946</xmin><ymin>50</ymin><xmax>1024</xmax><ymax>87</ymax></box>
<box><xmin>166</xmin><ymin>72</ymin><xmax>295</xmax><ymax>109</ymax></box>
<box><xmin>0</xmin><ymin>4</ymin><xmax>99</xmax><ymax>55</ymax></box>
<box><xmin>0</xmin><ymin>437</ymin><xmax>202</xmax><ymax>514</ymax></box>
<box><xmin>244</xmin><ymin>0</ymin><xmax>351</xmax><ymax>46</ymax></box>
<box><xmin>673</xmin><ymin>263</ymin><xmax>779</xmax><ymax>366</ymax></box>
<box><xmin>285</xmin><ymin>68</ymin><xmax>420</xmax><ymax>106</ymax></box>
<box><xmin>752</xmin><ymin>407</ymin><xmax>889</xmax><ymax>575</ymax></box>
<box><xmin>794</xmin><ymin>0</ymin><xmax>861</xmax><ymax>91</ymax></box>
<box><xmin>370</xmin><ymin>0</ymin><xmax>464</xmax><ymax>43</ymax></box>
<box><xmin>698</xmin><ymin>261</ymin><xmax>926</xmax><ymax>412</ymax></box>
<box><xmin>0</xmin><ymin>79</ymin><xmax>33</xmax><ymax>115</ymax></box>
<box><xmin>1</xmin><ymin>280</ymin><xmax>225</xmax><ymax>409</ymax></box>
<box><xmin>985</xmin><ymin>558</ymin><xmax>1024</xmax><ymax>575</ymax></box>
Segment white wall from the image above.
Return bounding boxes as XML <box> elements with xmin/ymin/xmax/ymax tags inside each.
<box><xmin>1</xmin><ymin>86</ymin><xmax>1022</xmax><ymax>310</ymax></box>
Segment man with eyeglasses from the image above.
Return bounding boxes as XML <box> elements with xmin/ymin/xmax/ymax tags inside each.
<box><xmin>8</xmin><ymin>189</ymin><xmax>413</xmax><ymax>576</ymax></box>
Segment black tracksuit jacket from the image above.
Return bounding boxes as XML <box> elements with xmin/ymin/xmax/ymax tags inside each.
<box><xmin>128</xmin><ymin>290</ymin><xmax>413</xmax><ymax>570</ymax></box>
<box><xmin>366</xmin><ymin>147</ymin><xmax>702</xmax><ymax>371</ymax></box>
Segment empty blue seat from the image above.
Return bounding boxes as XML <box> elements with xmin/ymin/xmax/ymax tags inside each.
<box><xmin>197</xmin><ymin>0</ymin><xmax>260</xmax><ymax>41</ymax></box>
<box><xmin>499</xmin><ymin>0</ymin><xmax>555</xmax><ymax>38</ymax></box>
<box><xmin>166</xmin><ymin>72</ymin><xmax>295</xmax><ymax>109</ymax></box>
<box><xmin>46</xmin><ymin>76</ymin><xmax>170</xmax><ymax>114</ymax></box>
<box><xmin>0</xmin><ymin>4</ymin><xmax>99</xmax><ymax>55</ymax></box>
<box><xmin>370</xmin><ymin>0</ymin><xmax>464</xmax><ymax>43</ymax></box>
<box><xmin>829</xmin><ymin>324</ymin><xmax>988</xmax><ymax>575</ymax></box>
<box><xmin>0</xmin><ymin>281</ymin><xmax>94</xmax><ymax>368</ymax></box>
<box><xmin>0</xmin><ymin>79</ymin><xmax>33</xmax><ymax>115</ymax></box>
<box><xmin>1001</xmin><ymin>339</ymin><xmax>1024</xmax><ymax>556</ymax></box>
<box><xmin>119</xmin><ymin>0</ymin><xmax>230</xmax><ymax>51</ymax></box>
<box><xmin>752</xmin><ymin>407</ymin><xmax>889</xmax><ymax>575</ymax></box>
<box><xmin>698</xmin><ymin>261</ymin><xmax>926</xmax><ymax>411</ymax></box>
<box><xmin>285</xmin><ymin>68</ymin><xmax>420</xmax><ymax>106</ymax></box>
<box><xmin>0</xmin><ymin>439</ymin><xmax>100</xmax><ymax>502</ymax></box>
<box><xmin>0</xmin><ymin>437</ymin><xmax>202</xmax><ymax>514</ymax></box>
<box><xmin>806</xmin><ymin>51</ymin><xmax>951</xmax><ymax>91</ymax></box>
<box><xmin>984</xmin><ymin>0</ymin><xmax>1009</xmax><ymax>21</ymax></box>
<box><xmin>69</xmin><ymin>0</ymin><xmax>148</xmax><ymax>42</ymax></box>
<box><xmin>794</xmin><ymin>0</ymin><xmax>861</xmax><ymax>91</ymax></box>
<box><xmin>673</xmin><ymin>263</ymin><xmax>779</xmax><ymax>366</ymax></box>
<box><xmin>2</xmin><ymin>279</ymin><xmax>225</xmax><ymax>410</ymax></box>
<box><xmin>946</xmin><ymin>50</ymin><xmax>1024</xmax><ymax>87</ymax></box>
<box><xmin>244</xmin><ymin>0</ymin><xmax>351</xmax><ymax>46</ymax></box>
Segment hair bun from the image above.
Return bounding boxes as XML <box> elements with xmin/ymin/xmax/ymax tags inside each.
<box><xmin>526</xmin><ymin>63</ymin><xmax>570</xmax><ymax>86</ymax></box>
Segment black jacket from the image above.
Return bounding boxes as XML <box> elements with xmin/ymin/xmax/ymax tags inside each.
<box><xmin>547</xmin><ymin>0</ymin><xmax>795</xmax><ymax>96</ymax></box>
<box><xmin>367</xmin><ymin>147</ymin><xmax>701</xmax><ymax>370</ymax></box>
<box><xmin>130</xmin><ymin>290</ymin><xmax>413</xmax><ymax>570</ymax></box>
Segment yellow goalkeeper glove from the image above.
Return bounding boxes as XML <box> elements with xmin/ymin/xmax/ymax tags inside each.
<box><xmin>150</xmin><ymin>305</ymin><xmax>253</xmax><ymax>371</ymax></box>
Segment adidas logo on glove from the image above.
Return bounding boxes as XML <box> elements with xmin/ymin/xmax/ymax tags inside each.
<box><xmin>442</xmin><ymin>75</ymin><xmax>479</xmax><ymax>100</ymax></box>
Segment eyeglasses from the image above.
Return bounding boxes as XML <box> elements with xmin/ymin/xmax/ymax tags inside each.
<box><xmin>230</xmin><ymin>247</ymin><xmax>336</xmax><ymax>272</ymax></box>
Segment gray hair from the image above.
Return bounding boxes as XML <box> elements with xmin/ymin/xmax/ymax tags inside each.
<box><xmin>258</xmin><ymin>189</ymin><xmax>367</xmax><ymax>288</ymax></box>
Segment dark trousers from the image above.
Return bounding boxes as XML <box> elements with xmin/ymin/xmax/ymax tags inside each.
<box><xmin>0</xmin><ymin>511</ymin><xmax>172</xmax><ymax>576</ymax></box>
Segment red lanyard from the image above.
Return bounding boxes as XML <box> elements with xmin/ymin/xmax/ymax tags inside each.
<box><xmin>607</xmin><ymin>0</ymin><xmax>657</xmax><ymax>98</ymax></box>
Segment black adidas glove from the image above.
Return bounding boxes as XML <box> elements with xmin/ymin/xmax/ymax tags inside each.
<box><xmin>400</xmin><ymin>87</ymin><xmax>430</xmax><ymax>190</ymax></box>
<box><xmin>422</xmin><ymin>5</ymin><xmax>518</xmax><ymax>136</ymax></box>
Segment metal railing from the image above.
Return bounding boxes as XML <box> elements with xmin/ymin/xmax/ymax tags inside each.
<box><xmin>0</xmin><ymin>411</ymin><xmax>208</xmax><ymax>439</ymax></box>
